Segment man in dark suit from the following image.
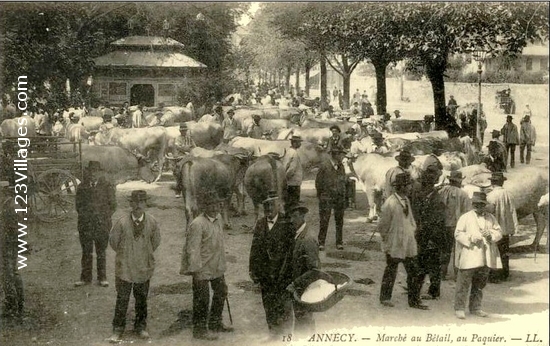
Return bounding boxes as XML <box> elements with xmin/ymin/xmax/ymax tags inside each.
<box><xmin>75</xmin><ymin>161</ymin><xmax>117</xmax><ymax>287</ymax></box>
<box><xmin>249</xmin><ymin>191</ymin><xmax>294</xmax><ymax>341</ymax></box>
<box><xmin>315</xmin><ymin>147</ymin><xmax>347</xmax><ymax>251</ymax></box>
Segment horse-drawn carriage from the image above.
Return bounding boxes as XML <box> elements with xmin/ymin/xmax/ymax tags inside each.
<box><xmin>495</xmin><ymin>87</ymin><xmax>516</xmax><ymax>114</ymax></box>
<box><xmin>1</xmin><ymin>136</ymin><xmax>83</xmax><ymax>222</ymax></box>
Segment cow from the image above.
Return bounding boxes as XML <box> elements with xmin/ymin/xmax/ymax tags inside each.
<box><xmin>174</xmin><ymin>156</ymin><xmax>235</xmax><ymax>229</ymax></box>
<box><xmin>390</xmin><ymin>118</ymin><xmax>426</xmax><ymax>133</ymax></box>
<box><xmin>56</xmin><ymin>142</ymin><xmax>155</xmax><ymax>184</ymax></box>
<box><xmin>349</xmin><ymin>153</ymin><xmax>423</xmax><ymax>222</ymax></box>
<box><xmin>301</xmin><ymin>118</ymin><xmax>354</xmax><ymax>133</ymax></box>
<box><xmin>165</xmin><ymin>122</ymin><xmax>223</xmax><ymax>153</ymax></box>
<box><xmin>244</xmin><ymin>153</ymin><xmax>287</xmax><ymax>223</ymax></box>
<box><xmin>227</xmin><ymin>137</ymin><xmax>328</xmax><ymax>177</ymax></box>
<box><xmin>0</xmin><ymin>115</ymin><xmax>36</xmax><ymax>138</ymax></box>
<box><xmin>277</xmin><ymin>127</ymin><xmax>331</xmax><ymax>146</ymax></box>
<box><xmin>459</xmin><ymin>165</ymin><xmax>549</xmax><ymax>251</ymax></box>
<box><xmin>93</xmin><ymin>127</ymin><xmax>167</xmax><ymax>182</ymax></box>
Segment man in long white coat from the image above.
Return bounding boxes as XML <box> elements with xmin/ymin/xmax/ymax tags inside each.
<box><xmin>454</xmin><ymin>191</ymin><xmax>503</xmax><ymax>319</ymax></box>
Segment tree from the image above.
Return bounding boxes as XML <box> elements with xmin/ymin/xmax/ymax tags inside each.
<box><xmin>400</xmin><ymin>2</ymin><xmax>549</xmax><ymax>131</ymax></box>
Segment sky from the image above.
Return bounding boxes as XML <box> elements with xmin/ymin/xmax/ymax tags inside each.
<box><xmin>238</xmin><ymin>2</ymin><xmax>260</xmax><ymax>26</ymax></box>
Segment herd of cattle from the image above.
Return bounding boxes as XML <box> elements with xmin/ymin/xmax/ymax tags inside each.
<box><xmin>0</xmin><ymin>103</ymin><xmax>547</xmax><ymax>247</ymax></box>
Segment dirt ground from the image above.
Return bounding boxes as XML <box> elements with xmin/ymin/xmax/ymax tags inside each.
<box><xmin>1</xmin><ymin>84</ymin><xmax>549</xmax><ymax>346</ymax></box>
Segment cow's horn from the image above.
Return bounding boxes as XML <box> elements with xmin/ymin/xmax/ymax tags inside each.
<box><xmin>280</xmin><ymin>148</ymin><xmax>286</xmax><ymax>159</ymax></box>
<box><xmin>258</xmin><ymin>146</ymin><xmax>262</xmax><ymax>156</ymax></box>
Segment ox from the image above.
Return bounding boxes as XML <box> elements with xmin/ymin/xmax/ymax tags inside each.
<box><xmin>93</xmin><ymin>127</ymin><xmax>167</xmax><ymax>182</ymax></box>
<box><xmin>1</xmin><ymin>115</ymin><xmax>36</xmax><ymax>138</ymax></box>
<box><xmin>460</xmin><ymin>165</ymin><xmax>549</xmax><ymax>251</ymax></box>
<box><xmin>175</xmin><ymin>156</ymin><xmax>242</xmax><ymax>229</ymax></box>
<box><xmin>165</xmin><ymin>122</ymin><xmax>223</xmax><ymax>153</ymax></box>
<box><xmin>244</xmin><ymin>154</ymin><xmax>287</xmax><ymax>222</ymax></box>
<box><xmin>349</xmin><ymin>153</ymin><xmax>423</xmax><ymax>222</ymax></box>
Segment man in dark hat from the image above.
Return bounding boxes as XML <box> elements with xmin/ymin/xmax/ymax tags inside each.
<box><xmin>384</xmin><ymin>150</ymin><xmax>415</xmax><ymax>200</ymax></box>
<box><xmin>487</xmin><ymin>172</ymin><xmax>517</xmax><ymax>283</ymax></box>
<box><xmin>454</xmin><ymin>191</ymin><xmax>503</xmax><ymax>319</ymax></box>
<box><xmin>519</xmin><ymin>115</ymin><xmax>536</xmax><ymax>164</ymax></box>
<box><xmin>284</xmin><ymin>135</ymin><xmax>304</xmax><ymax>209</ymax></box>
<box><xmin>438</xmin><ymin>171</ymin><xmax>471</xmax><ymax>280</ymax></box>
<box><xmin>411</xmin><ymin>166</ymin><xmax>446</xmax><ymax>300</ymax></box>
<box><xmin>369</xmin><ymin>131</ymin><xmax>389</xmax><ymax>154</ymax></box>
<box><xmin>108</xmin><ymin>190</ymin><xmax>161</xmax><ymax>342</ymax></box>
<box><xmin>249</xmin><ymin>191</ymin><xmax>293</xmax><ymax>341</ymax></box>
<box><xmin>247</xmin><ymin>114</ymin><xmax>263</xmax><ymax>139</ymax></box>
<box><xmin>182</xmin><ymin>190</ymin><xmax>232</xmax><ymax>341</ymax></box>
<box><xmin>315</xmin><ymin>147</ymin><xmax>347</xmax><ymax>251</ymax></box>
<box><xmin>75</xmin><ymin>161</ymin><xmax>117</xmax><ymax>287</ymax></box>
<box><xmin>484</xmin><ymin>140</ymin><xmax>507</xmax><ymax>173</ymax></box>
<box><xmin>326</xmin><ymin>125</ymin><xmax>344</xmax><ymax>153</ymax></box>
<box><xmin>213</xmin><ymin>104</ymin><xmax>224</xmax><ymax>124</ymax></box>
<box><xmin>350</xmin><ymin>101</ymin><xmax>361</xmax><ymax>115</ymax></box>
<box><xmin>285</xmin><ymin>205</ymin><xmax>319</xmax><ymax>337</ymax></box>
<box><xmin>394</xmin><ymin>109</ymin><xmax>402</xmax><ymax>119</ymax></box>
<box><xmin>1</xmin><ymin>181</ymin><xmax>24</xmax><ymax>323</ymax></box>
<box><xmin>378</xmin><ymin>172</ymin><xmax>428</xmax><ymax>310</ymax></box>
<box><xmin>501</xmin><ymin>115</ymin><xmax>519</xmax><ymax>168</ymax></box>
<box><xmin>221</xmin><ymin>107</ymin><xmax>241</xmax><ymax>144</ymax></box>
<box><xmin>448</xmin><ymin>95</ymin><xmax>458</xmax><ymax>118</ymax></box>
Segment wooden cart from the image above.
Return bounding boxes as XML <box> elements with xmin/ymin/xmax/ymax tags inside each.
<box><xmin>2</xmin><ymin>136</ymin><xmax>83</xmax><ymax>223</ymax></box>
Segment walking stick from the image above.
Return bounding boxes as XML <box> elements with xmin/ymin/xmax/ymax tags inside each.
<box><xmin>359</xmin><ymin>229</ymin><xmax>377</xmax><ymax>259</ymax></box>
<box><xmin>226</xmin><ymin>297</ymin><xmax>233</xmax><ymax>325</ymax></box>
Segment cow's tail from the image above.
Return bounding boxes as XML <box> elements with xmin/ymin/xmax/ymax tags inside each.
<box><xmin>182</xmin><ymin>159</ymin><xmax>196</xmax><ymax>228</ymax></box>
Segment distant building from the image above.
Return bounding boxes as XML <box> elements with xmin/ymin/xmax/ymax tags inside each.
<box><xmin>92</xmin><ymin>36</ymin><xmax>206</xmax><ymax>107</ymax></box>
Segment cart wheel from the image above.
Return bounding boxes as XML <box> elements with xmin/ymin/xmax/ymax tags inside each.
<box><xmin>33</xmin><ymin>169</ymin><xmax>78</xmax><ymax>223</ymax></box>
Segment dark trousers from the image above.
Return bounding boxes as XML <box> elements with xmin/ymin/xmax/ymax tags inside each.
<box><xmin>293</xmin><ymin>303</ymin><xmax>315</xmax><ymax>338</ymax></box>
<box><xmin>520</xmin><ymin>144</ymin><xmax>532</xmax><ymax>164</ymax></box>
<box><xmin>192</xmin><ymin>275</ymin><xmax>227</xmax><ymax>336</ymax></box>
<box><xmin>318</xmin><ymin>198</ymin><xmax>345</xmax><ymax>246</ymax></box>
<box><xmin>379</xmin><ymin>254</ymin><xmax>422</xmax><ymax>306</ymax></box>
<box><xmin>440</xmin><ymin>226</ymin><xmax>456</xmax><ymax>279</ymax></box>
<box><xmin>490</xmin><ymin>235</ymin><xmax>510</xmax><ymax>281</ymax></box>
<box><xmin>286</xmin><ymin>185</ymin><xmax>301</xmax><ymax>210</ymax></box>
<box><xmin>454</xmin><ymin>266</ymin><xmax>489</xmax><ymax>312</ymax></box>
<box><xmin>260</xmin><ymin>286</ymin><xmax>292</xmax><ymax>337</ymax></box>
<box><xmin>78</xmin><ymin>228</ymin><xmax>109</xmax><ymax>282</ymax></box>
<box><xmin>506</xmin><ymin>144</ymin><xmax>516</xmax><ymax>168</ymax></box>
<box><xmin>417</xmin><ymin>248</ymin><xmax>442</xmax><ymax>298</ymax></box>
<box><xmin>112</xmin><ymin>278</ymin><xmax>150</xmax><ymax>333</ymax></box>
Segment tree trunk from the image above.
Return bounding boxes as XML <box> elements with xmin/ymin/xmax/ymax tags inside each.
<box><xmin>342</xmin><ymin>72</ymin><xmax>351</xmax><ymax>110</ymax></box>
<box><xmin>305</xmin><ymin>62</ymin><xmax>311</xmax><ymax>97</ymax></box>
<box><xmin>373</xmin><ymin>60</ymin><xmax>388</xmax><ymax>115</ymax></box>
<box><xmin>285</xmin><ymin>65</ymin><xmax>292</xmax><ymax>95</ymax></box>
<box><xmin>320</xmin><ymin>56</ymin><xmax>328</xmax><ymax>110</ymax></box>
<box><xmin>426</xmin><ymin>62</ymin><xmax>447</xmax><ymax>131</ymax></box>
<box><xmin>295</xmin><ymin>66</ymin><xmax>300</xmax><ymax>92</ymax></box>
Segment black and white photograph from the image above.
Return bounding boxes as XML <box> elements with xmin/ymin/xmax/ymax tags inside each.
<box><xmin>0</xmin><ymin>2</ymin><xmax>548</xmax><ymax>345</ymax></box>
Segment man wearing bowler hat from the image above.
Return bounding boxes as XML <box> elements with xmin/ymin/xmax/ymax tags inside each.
<box><xmin>378</xmin><ymin>172</ymin><xmax>427</xmax><ymax>310</ymax></box>
<box><xmin>384</xmin><ymin>150</ymin><xmax>415</xmax><ymax>200</ymax></box>
<box><xmin>519</xmin><ymin>115</ymin><xmax>536</xmax><ymax>164</ymax></box>
<box><xmin>173</xmin><ymin>123</ymin><xmax>196</xmax><ymax>198</ymax></box>
<box><xmin>500</xmin><ymin>115</ymin><xmax>519</xmax><ymax>168</ymax></box>
<box><xmin>286</xmin><ymin>205</ymin><xmax>319</xmax><ymax>337</ymax></box>
<box><xmin>182</xmin><ymin>190</ymin><xmax>233</xmax><ymax>340</ymax></box>
<box><xmin>221</xmin><ymin>107</ymin><xmax>241</xmax><ymax>144</ymax></box>
<box><xmin>438</xmin><ymin>171</ymin><xmax>471</xmax><ymax>280</ymax></box>
<box><xmin>484</xmin><ymin>140</ymin><xmax>507</xmax><ymax>173</ymax></box>
<box><xmin>454</xmin><ymin>191</ymin><xmax>502</xmax><ymax>319</ymax></box>
<box><xmin>284</xmin><ymin>135</ymin><xmax>304</xmax><ymax>209</ymax></box>
<box><xmin>487</xmin><ymin>172</ymin><xmax>518</xmax><ymax>283</ymax></box>
<box><xmin>108</xmin><ymin>190</ymin><xmax>161</xmax><ymax>341</ymax></box>
<box><xmin>249</xmin><ymin>191</ymin><xmax>293</xmax><ymax>340</ymax></box>
<box><xmin>75</xmin><ymin>161</ymin><xmax>117</xmax><ymax>287</ymax></box>
<box><xmin>316</xmin><ymin>147</ymin><xmax>347</xmax><ymax>251</ymax></box>
<box><xmin>247</xmin><ymin>114</ymin><xmax>263</xmax><ymax>139</ymax></box>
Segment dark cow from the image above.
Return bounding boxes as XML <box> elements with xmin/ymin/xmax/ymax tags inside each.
<box><xmin>244</xmin><ymin>154</ymin><xmax>287</xmax><ymax>223</ymax></box>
